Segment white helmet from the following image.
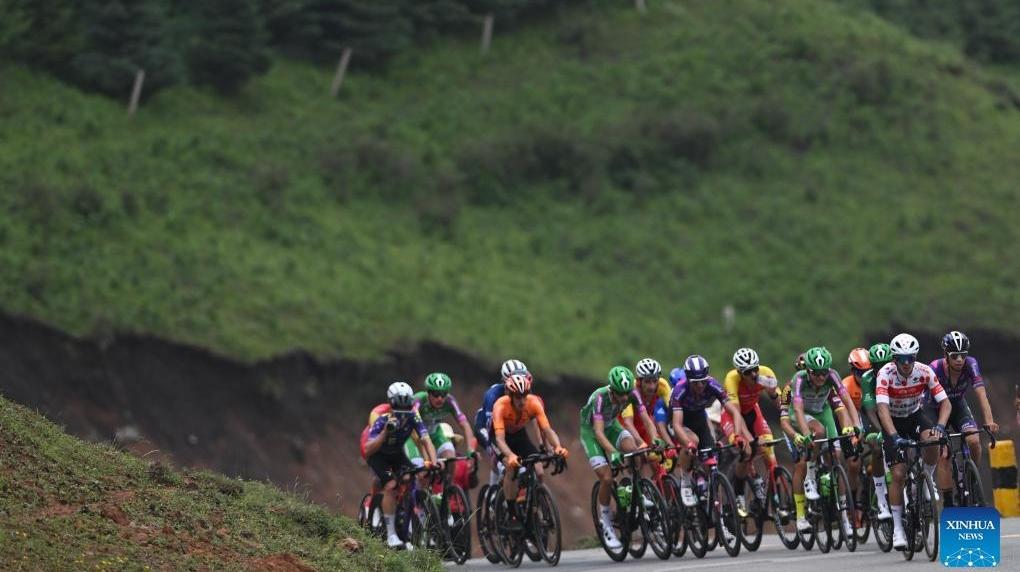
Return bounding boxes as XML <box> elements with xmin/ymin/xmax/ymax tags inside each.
<box><xmin>387</xmin><ymin>381</ymin><xmax>415</xmax><ymax>410</ymax></box>
<box><xmin>732</xmin><ymin>347</ymin><xmax>760</xmax><ymax>371</ymax></box>
<box><xmin>500</xmin><ymin>359</ymin><xmax>528</xmax><ymax>381</ymax></box>
<box><xmin>890</xmin><ymin>333</ymin><xmax>920</xmax><ymax>356</ymax></box>
<box><xmin>635</xmin><ymin>358</ymin><xmax>662</xmax><ymax>379</ymax></box>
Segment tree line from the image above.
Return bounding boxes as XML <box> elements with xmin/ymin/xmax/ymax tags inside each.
<box><xmin>0</xmin><ymin>0</ymin><xmax>577</xmax><ymax>97</ymax></box>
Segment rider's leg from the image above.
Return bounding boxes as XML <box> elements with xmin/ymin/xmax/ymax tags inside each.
<box><xmin>869</xmin><ymin>444</ymin><xmax>891</xmax><ymax>518</ymax></box>
<box><xmin>803</xmin><ymin>418</ymin><xmax>825</xmax><ymax>500</ymax></box>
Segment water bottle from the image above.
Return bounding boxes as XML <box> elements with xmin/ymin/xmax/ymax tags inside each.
<box><xmin>885</xmin><ymin>471</ymin><xmax>892</xmax><ymax>485</ymax></box>
<box><xmin>819</xmin><ymin>473</ymin><xmax>832</xmax><ymax>498</ymax></box>
<box><xmin>617</xmin><ymin>485</ymin><xmax>633</xmax><ymax>509</ymax></box>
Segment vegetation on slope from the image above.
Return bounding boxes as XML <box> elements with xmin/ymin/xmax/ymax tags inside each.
<box><xmin>0</xmin><ymin>0</ymin><xmax>1018</xmax><ymax>376</ymax></box>
<box><xmin>0</xmin><ymin>396</ymin><xmax>439</xmax><ymax>571</ymax></box>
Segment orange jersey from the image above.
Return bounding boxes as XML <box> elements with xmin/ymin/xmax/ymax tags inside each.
<box><xmin>492</xmin><ymin>394</ymin><xmax>551</xmax><ymax>435</ymax></box>
<box><xmin>841</xmin><ymin>375</ymin><xmax>863</xmax><ymax>410</ymax></box>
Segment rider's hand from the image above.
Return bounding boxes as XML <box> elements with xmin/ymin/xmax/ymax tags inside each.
<box><xmin>664</xmin><ymin>447</ymin><xmax>677</xmax><ymax>460</ymax></box>
<box><xmin>932</xmin><ymin>424</ymin><xmax>946</xmax><ymax>438</ymax></box>
<box><xmin>506</xmin><ymin>454</ymin><xmax>521</xmax><ymax>470</ymax></box>
<box><xmin>385</xmin><ymin>417</ymin><xmax>399</xmax><ymax>432</ymax></box>
<box><xmin>794</xmin><ymin>433</ymin><xmax>812</xmax><ymax>447</ymax></box>
<box><xmin>609</xmin><ymin>450</ymin><xmax>623</xmax><ymax>467</ymax></box>
<box><xmin>685</xmin><ymin>445</ymin><xmax>698</xmax><ymax>458</ymax></box>
<box><xmin>653</xmin><ymin>438</ymin><xmax>667</xmax><ymax>450</ymax></box>
<box><xmin>636</xmin><ymin>440</ymin><xmax>648</xmax><ymax>450</ymax></box>
<box><xmin>985</xmin><ymin>421</ymin><xmax>999</xmax><ymax>433</ymax></box>
<box><xmin>465</xmin><ymin>449</ymin><xmax>476</xmax><ymax>459</ymax></box>
<box><xmin>893</xmin><ymin>435</ymin><xmax>911</xmax><ymax>449</ymax></box>
<box><xmin>554</xmin><ymin>446</ymin><xmax>569</xmax><ymax>459</ymax></box>
<box><xmin>841</xmin><ymin>426</ymin><xmax>855</xmax><ymax>437</ymax></box>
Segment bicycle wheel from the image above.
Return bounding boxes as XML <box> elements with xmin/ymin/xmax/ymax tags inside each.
<box><xmin>712</xmin><ymin>473</ymin><xmax>742</xmax><ymax>557</ymax></box>
<box><xmin>476</xmin><ymin>485</ymin><xmax>501</xmax><ymax>563</ymax></box>
<box><xmin>422</xmin><ymin>490</ymin><xmax>450</xmax><ymax>553</ymax></box>
<box><xmin>442</xmin><ymin>485</ymin><xmax>471</xmax><ymax>564</ymax></box>
<box><xmin>964</xmin><ymin>458</ymin><xmax>987</xmax><ymax>507</ymax></box>
<box><xmin>739</xmin><ymin>473</ymin><xmax>764</xmax><ymax>551</ymax></box>
<box><xmin>833</xmin><ymin>464</ymin><xmax>856</xmax><ymax>552</ymax></box>
<box><xmin>590</xmin><ymin>480</ymin><xmax>628</xmax><ymax>562</ymax></box>
<box><xmin>817</xmin><ymin>491</ymin><xmax>834</xmax><ymax>553</ymax></box>
<box><xmin>619</xmin><ymin>477</ymin><xmax>647</xmax><ymax>560</ymax></box>
<box><xmin>902</xmin><ymin>475</ymin><xmax>916</xmax><ymax>561</ymax></box>
<box><xmin>772</xmin><ymin>466</ymin><xmax>799</xmax><ymax>550</ymax></box>
<box><xmin>493</xmin><ymin>488</ymin><xmax>524</xmax><ymax>567</ymax></box>
<box><xmin>663</xmin><ymin>475</ymin><xmax>688</xmax><ymax>557</ymax></box>
<box><xmin>918</xmin><ymin>469</ymin><xmax>940</xmax><ymax>561</ymax></box>
<box><xmin>855</xmin><ymin>473</ymin><xmax>872</xmax><ymax>545</ymax></box>
<box><xmin>531</xmin><ymin>484</ymin><xmax>562</xmax><ymax>565</ymax></box>
<box><xmin>637</xmin><ymin>478</ymin><xmax>673</xmax><ymax>559</ymax></box>
<box><xmin>363</xmin><ymin>493</ymin><xmax>385</xmax><ymax>540</ymax></box>
<box><xmin>798</xmin><ymin>497</ymin><xmax>819</xmax><ymax>552</ymax></box>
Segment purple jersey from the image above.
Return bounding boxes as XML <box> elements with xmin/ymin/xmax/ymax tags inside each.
<box><xmin>368</xmin><ymin>411</ymin><xmax>428</xmax><ymax>453</ymax></box>
<box><xmin>929</xmin><ymin>357</ymin><xmax>984</xmax><ymax>400</ymax></box>
<box><xmin>670</xmin><ymin>376</ymin><xmax>728</xmax><ymax>413</ymax></box>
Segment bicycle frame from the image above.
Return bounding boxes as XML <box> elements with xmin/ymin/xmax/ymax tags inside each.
<box><xmin>945</xmin><ymin>426</ymin><xmax>996</xmax><ymax>507</ymax></box>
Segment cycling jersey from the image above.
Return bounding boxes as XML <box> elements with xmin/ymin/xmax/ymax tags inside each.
<box><xmin>790</xmin><ymin>369</ymin><xmax>846</xmax><ymax>414</ymax></box>
<box><xmin>413</xmin><ymin>391</ymin><xmax>468</xmax><ymax>430</ymax></box>
<box><xmin>778</xmin><ymin>383</ymin><xmax>844</xmax><ymax>419</ymax></box>
<box><xmin>670</xmin><ymin>377</ymin><xmax>728</xmax><ymax>413</ymax></box>
<box><xmin>860</xmin><ymin>369</ymin><xmax>878</xmax><ymax>411</ymax></box>
<box><xmin>473</xmin><ymin>382</ymin><xmax>505</xmax><ymax>447</ymax></box>
<box><xmin>929</xmin><ymin>357</ymin><xmax>984</xmax><ymax>400</ymax></box>
<box><xmin>875</xmin><ymin>361</ymin><xmax>947</xmax><ymax>417</ymax></box>
<box><xmin>621</xmin><ymin>377</ymin><xmax>671</xmax><ymax>419</ymax></box>
<box><xmin>492</xmin><ymin>394</ymin><xmax>551</xmax><ymax>435</ymax></box>
<box><xmin>580</xmin><ymin>386</ymin><xmax>646</xmax><ymax>426</ymax></box>
<box><xmin>367</xmin><ymin>410</ymin><xmax>428</xmax><ymax>454</ymax></box>
<box><xmin>841</xmin><ymin>374</ymin><xmax>863</xmax><ymax>411</ymax></box>
<box><xmin>723</xmin><ymin>366</ymin><xmax>779</xmax><ymax>414</ymax></box>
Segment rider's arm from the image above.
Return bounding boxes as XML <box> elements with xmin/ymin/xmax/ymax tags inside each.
<box><xmin>635</xmin><ymin>399</ymin><xmax>657</xmax><ymax>447</ymax></box>
<box><xmin>834</xmin><ymin>378</ymin><xmax>861</xmax><ymax>428</ymax></box>
<box><xmin>670</xmin><ymin>408</ymin><xmax>689</xmax><ymax>447</ymax></box>
<box><xmin>834</xmin><ymin>405</ymin><xmax>852</xmax><ymax>431</ymax></box>
<box><xmin>363</xmin><ymin>417</ymin><xmax>389</xmax><ymax>457</ymax></box>
<box><xmin>529</xmin><ymin>396</ymin><xmax>562</xmax><ymax>451</ymax></box>
<box><xmin>973</xmin><ymin>385</ymin><xmax>996</xmax><ymax>429</ymax></box>
<box><xmin>619</xmin><ymin>404</ymin><xmax>640</xmax><ymax>442</ymax></box>
<box><xmin>593</xmin><ymin>416</ymin><xmax>616</xmax><ymax>455</ymax></box>
<box><xmin>926</xmin><ymin>374</ymin><xmax>951</xmax><ymax>427</ymax></box>
<box><xmin>416</xmin><ymin>433</ymin><xmax>439</xmax><ymax>464</ymax></box>
<box><xmin>445</xmin><ymin>395</ymin><xmax>477</xmax><ymax>451</ymax></box>
<box><xmin>873</xmin><ymin>370</ymin><xmax>897</xmax><ymax>436</ymax></box>
<box><xmin>491</xmin><ymin>399</ymin><xmax>514</xmax><ymax>459</ymax></box>
<box><xmin>723</xmin><ymin>400</ymin><xmax>752</xmax><ymax>441</ymax></box>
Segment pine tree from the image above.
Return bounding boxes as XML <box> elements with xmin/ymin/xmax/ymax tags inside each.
<box><xmin>403</xmin><ymin>0</ymin><xmax>473</xmax><ymax>41</ymax></box>
<box><xmin>0</xmin><ymin>0</ymin><xmax>29</xmax><ymax>60</ymax></box>
<box><xmin>184</xmin><ymin>0</ymin><xmax>272</xmax><ymax>94</ymax></box>
<box><xmin>303</xmin><ymin>0</ymin><xmax>413</xmax><ymax>65</ymax></box>
<box><xmin>10</xmin><ymin>0</ymin><xmax>84</xmax><ymax>71</ymax></box>
<box><xmin>260</xmin><ymin>0</ymin><xmax>318</xmax><ymax>49</ymax></box>
<box><xmin>69</xmin><ymin>0</ymin><xmax>182</xmax><ymax>97</ymax></box>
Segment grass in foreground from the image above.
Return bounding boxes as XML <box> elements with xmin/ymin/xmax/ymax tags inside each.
<box><xmin>0</xmin><ymin>396</ymin><xmax>439</xmax><ymax>571</ymax></box>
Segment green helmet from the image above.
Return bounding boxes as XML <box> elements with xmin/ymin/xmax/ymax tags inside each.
<box><xmin>424</xmin><ymin>372</ymin><xmax>453</xmax><ymax>392</ymax></box>
<box><xmin>804</xmin><ymin>347</ymin><xmax>832</xmax><ymax>371</ymax></box>
<box><xmin>868</xmin><ymin>343</ymin><xmax>893</xmax><ymax>367</ymax></box>
<box><xmin>607</xmin><ymin>366</ymin><xmax>636</xmax><ymax>394</ymax></box>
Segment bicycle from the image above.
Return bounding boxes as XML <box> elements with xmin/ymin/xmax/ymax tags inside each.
<box><xmin>432</xmin><ymin>456</ymin><xmax>474</xmax><ymax>564</ymax></box>
<box><xmin>729</xmin><ymin>438</ymin><xmax>798</xmax><ymax>551</ymax></box>
<box><xmin>848</xmin><ymin>434</ymin><xmax>893</xmax><ymax>551</ymax></box>
<box><xmin>797</xmin><ymin>435</ymin><xmax>857</xmax><ymax>554</ymax></box>
<box><xmin>676</xmin><ymin>443</ymin><xmax>742</xmax><ymax>559</ymax></box>
<box><xmin>492</xmin><ymin>452</ymin><xmax>566</xmax><ymax>567</ymax></box>
<box><xmin>945</xmin><ymin>425</ymin><xmax>996</xmax><ymax>508</ymax></box>
<box><xmin>896</xmin><ymin>438</ymin><xmax>942</xmax><ymax>562</ymax></box>
<box><xmin>647</xmin><ymin>453</ymin><xmax>688</xmax><ymax>557</ymax></box>
<box><xmin>589</xmin><ymin>447</ymin><xmax>673</xmax><ymax>562</ymax></box>
<box><xmin>363</xmin><ymin>463</ymin><xmax>448</xmax><ymax>551</ymax></box>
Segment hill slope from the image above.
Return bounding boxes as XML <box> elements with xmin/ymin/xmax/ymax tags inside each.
<box><xmin>0</xmin><ymin>396</ymin><xmax>439</xmax><ymax>571</ymax></box>
<box><xmin>0</xmin><ymin>0</ymin><xmax>1018</xmax><ymax>375</ymax></box>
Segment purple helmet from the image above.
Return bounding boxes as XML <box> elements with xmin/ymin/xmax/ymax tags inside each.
<box><xmin>683</xmin><ymin>355</ymin><xmax>710</xmax><ymax>381</ymax></box>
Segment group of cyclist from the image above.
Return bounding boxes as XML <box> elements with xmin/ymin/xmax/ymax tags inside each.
<box><xmin>360</xmin><ymin>328</ymin><xmax>999</xmax><ymax>559</ymax></box>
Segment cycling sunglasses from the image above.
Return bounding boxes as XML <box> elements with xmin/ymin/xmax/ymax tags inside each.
<box><xmin>894</xmin><ymin>355</ymin><xmax>916</xmax><ymax>365</ymax></box>
<box><xmin>809</xmin><ymin>369</ymin><xmax>828</xmax><ymax>378</ymax></box>
<box><xmin>948</xmin><ymin>352</ymin><xmax>968</xmax><ymax>360</ymax></box>
<box><xmin>851</xmin><ymin>367</ymin><xmax>867</xmax><ymax>377</ymax></box>
<box><xmin>739</xmin><ymin>367</ymin><xmax>759</xmax><ymax>376</ymax></box>
<box><xmin>427</xmin><ymin>390</ymin><xmax>448</xmax><ymax>399</ymax></box>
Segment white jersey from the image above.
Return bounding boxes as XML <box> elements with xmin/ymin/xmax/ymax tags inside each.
<box><xmin>875</xmin><ymin>361</ymin><xmax>946</xmax><ymax>417</ymax></box>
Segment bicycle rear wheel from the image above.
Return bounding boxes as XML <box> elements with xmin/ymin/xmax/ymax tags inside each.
<box><xmin>441</xmin><ymin>484</ymin><xmax>472</xmax><ymax>564</ymax></box>
<box><xmin>363</xmin><ymin>493</ymin><xmax>385</xmax><ymax>539</ymax></box>
<box><xmin>590</xmin><ymin>480</ymin><xmax>628</xmax><ymax>562</ymax></box>
<box><xmin>798</xmin><ymin>498</ymin><xmax>818</xmax><ymax>552</ymax></box>
<box><xmin>855</xmin><ymin>473</ymin><xmax>872</xmax><ymax>545</ymax></box>
<box><xmin>712</xmin><ymin>473</ymin><xmax>742</xmax><ymax>557</ymax></box>
<box><xmin>964</xmin><ymin>458</ymin><xmax>987</xmax><ymax>507</ymax></box>
<box><xmin>739</xmin><ymin>470</ymin><xmax>765</xmax><ymax>551</ymax></box>
<box><xmin>532</xmin><ymin>484</ymin><xmax>562</xmax><ymax>565</ymax></box>
<box><xmin>833</xmin><ymin>464</ymin><xmax>856</xmax><ymax>552</ymax></box>
<box><xmin>771</xmin><ymin>466</ymin><xmax>799</xmax><ymax>550</ymax></box>
<box><xmin>902</xmin><ymin>475</ymin><xmax>917</xmax><ymax>561</ymax></box>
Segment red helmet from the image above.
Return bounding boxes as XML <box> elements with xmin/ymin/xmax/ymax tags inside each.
<box><xmin>848</xmin><ymin>347</ymin><xmax>871</xmax><ymax>371</ymax></box>
<box><xmin>505</xmin><ymin>372</ymin><xmax>532</xmax><ymax>395</ymax></box>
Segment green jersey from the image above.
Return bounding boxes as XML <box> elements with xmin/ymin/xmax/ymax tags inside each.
<box><xmin>412</xmin><ymin>391</ymin><xmax>467</xmax><ymax>433</ymax></box>
<box><xmin>860</xmin><ymin>369</ymin><xmax>878</xmax><ymax>411</ymax></box>
<box><xmin>580</xmin><ymin>386</ymin><xmax>646</xmax><ymax>426</ymax></box>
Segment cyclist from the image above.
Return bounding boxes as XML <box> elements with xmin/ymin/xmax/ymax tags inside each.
<box><xmin>619</xmin><ymin>358</ymin><xmax>675</xmax><ymax>468</ymax></box>
<box><xmin>722</xmin><ymin>347</ymin><xmax>781</xmax><ymax>516</ymax></box>
<box><xmin>364</xmin><ymin>382</ymin><xmax>439</xmax><ymax>548</ymax></box>
<box><xmin>475</xmin><ymin>359</ymin><xmax>530</xmax><ymax>486</ymax></box>
<box><xmin>840</xmin><ymin>348</ymin><xmax>871</xmax><ymax>514</ymax></box>
<box><xmin>492</xmin><ymin>372</ymin><xmax>568</xmax><ymax>522</ymax></box>
<box><xmin>859</xmin><ymin>343</ymin><xmax>895</xmax><ymax>520</ymax></box>
<box><xmin>670</xmin><ymin>354</ymin><xmax>751</xmax><ymax>518</ymax></box>
<box><xmin>361</xmin><ymin>402</ymin><xmax>425</xmax><ymax>469</ymax></box>
<box><xmin>413</xmin><ymin>372</ymin><xmax>478</xmax><ymax>472</ymax></box>
<box><xmin>790</xmin><ymin>346</ymin><xmax>861</xmax><ymax>537</ymax></box>
<box><xmin>875</xmin><ymin>333</ymin><xmax>950</xmax><ymax>550</ymax></box>
<box><xmin>581</xmin><ymin>366</ymin><xmax>658</xmax><ymax>550</ymax></box>
<box><xmin>929</xmin><ymin>330</ymin><xmax>998</xmax><ymax>506</ymax></box>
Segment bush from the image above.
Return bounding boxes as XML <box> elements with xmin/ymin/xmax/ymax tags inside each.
<box><xmin>642</xmin><ymin>110</ymin><xmax>721</xmax><ymax>168</ymax></box>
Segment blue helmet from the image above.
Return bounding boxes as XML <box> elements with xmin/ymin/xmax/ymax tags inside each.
<box><xmin>669</xmin><ymin>367</ymin><xmax>686</xmax><ymax>387</ymax></box>
<box><xmin>683</xmin><ymin>355</ymin><xmax>710</xmax><ymax>381</ymax></box>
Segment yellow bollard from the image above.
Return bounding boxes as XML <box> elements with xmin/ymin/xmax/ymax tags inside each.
<box><xmin>989</xmin><ymin>439</ymin><xmax>1019</xmax><ymax>517</ymax></box>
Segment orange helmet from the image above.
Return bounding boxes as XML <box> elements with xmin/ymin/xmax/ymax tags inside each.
<box><xmin>505</xmin><ymin>372</ymin><xmax>532</xmax><ymax>395</ymax></box>
<box><xmin>848</xmin><ymin>348</ymin><xmax>871</xmax><ymax>371</ymax></box>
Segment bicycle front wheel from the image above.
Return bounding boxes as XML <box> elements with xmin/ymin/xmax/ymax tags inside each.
<box><xmin>493</xmin><ymin>489</ymin><xmax>524</xmax><ymax>567</ymax></box>
<box><xmin>833</xmin><ymin>464</ymin><xmax>856</xmax><ymax>552</ymax></box>
<box><xmin>919</xmin><ymin>468</ymin><xmax>940</xmax><ymax>561</ymax></box>
<box><xmin>441</xmin><ymin>484</ymin><xmax>472</xmax><ymax>564</ymax></box>
<box><xmin>772</xmin><ymin>466</ymin><xmax>799</xmax><ymax>550</ymax></box>
<box><xmin>477</xmin><ymin>484</ymin><xmax>501</xmax><ymax>563</ymax></box>
<box><xmin>964</xmin><ymin>458</ymin><xmax>987</xmax><ymax>508</ymax></box>
<box><xmin>531</xmin><ymin>484</ymin><xmax>562</xmax><ymax>565</ymax></box>
<box><xmin>590</xmin><ymin>480</ymin><xmax>628</xmax><ymax>562</ymax></box>
<box><xmin>712</xmin><ymin>473</ymin><xmax>742</xmax><ymax>557</ymax></box>
<box><xmin>663</xmin><ymin>475</ymin><xmax>688</xmax><ymax>557</ymax></box>
<box><xmin>638</xmin><ymin>478</ymin><xmax>673</xmax><ymax>560</ymax></box>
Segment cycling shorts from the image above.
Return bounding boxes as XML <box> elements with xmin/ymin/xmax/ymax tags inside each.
<box><xmin>580</xmin><ymin>421</ymin><xmax>633</xmax><ymax>469</ymax></box>
<box><xmin>367</xmin><ymin>450</ymin><xmax>414</xmax><ymax>486</ymax></box>
<box><xmin>505</xmin><ymin>429</ymin><xmax>540</xmax><ymax>459</ymax></box>
<box><xmin>428</xmin><ymin>427</ymin><xmax>456</xmax><ymax>456</ymax></box>
<box><xmin>882</xmin><ymin>408</ymin><xmax>935</xmax><ymax>465</ymax></box>
<box><xmin>929</xmin><ymin>397</ymin><xmax>976</xmax><ymax>433</ymax></box>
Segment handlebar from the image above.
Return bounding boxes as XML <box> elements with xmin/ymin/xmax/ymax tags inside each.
<box><xmin>947</xmin><ymin>425</ymin><xmax>997</xmax><ymax>449</ymax></box>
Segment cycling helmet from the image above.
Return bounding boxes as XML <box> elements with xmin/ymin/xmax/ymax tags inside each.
<box><xmin>848</xmin><ymin>348</ymin><xmax>871</xmax><ymax>371</ymax></box>
<box><xmin>683</xmin><ymin>355</ymin><xmax>710</xmax><ymax>381</ymax></box>
<box><xmin>635</xmin><ymin>358</ymin><xmax>662</xmax><ymax>379</ymax></box>
<box><xmin>387</xmin><ymin>381</ymin><xmax>415</xmax><ymax>410</ymax></box>
<box><xmin>890</xmin><ymin>333</ymin><xmax>920</xmax><ymax>356</ymax></box>
<box><xmin>732</xmin><ymin>347</ymin><xmax>760</xmax><ymax>372</ymax></box>
<box><xmin>941</xmin><ymin>330</ymin><xmax>970</xmax><ymax>353</ymax></box>
<box><xmin>504</xmin><ymin>372</ymin><xmax>532</xmax><ymax>395</ymax></box>
<box><xmin>607</xmin><ymin>366</ymin><xmax>636</xmax><ymax>393</ymax></box>
<box><xmin>669</xmin><ymin>367</ymin><xmax>685</xmax><ymax>386</ymax></box>
<box><xmin>424</xmin><ymin>372</ymin><xmax>453</xmax><ymax>392</ymax></box>
<box><xmin>804</xmin><ymin>347</ymin><xmax>832</xmax><ymax>371</ymax></box>
<box><xmin>868</xmin><ymin>343</ymin><xmax>893</xmax><ymax>367</ymax></box>
<box><xmin>794</xmin><ymin>352</ymin><xmax>806</xmax><ymax>371</ymax></box>
<box><xmin>500</xmin><ymin>359</ymin><xmax>528</xmax><ymax>381</ymax></box>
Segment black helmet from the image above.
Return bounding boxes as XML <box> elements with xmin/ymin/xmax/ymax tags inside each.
<box><xmin>941</xmin><ymin>330</ymin><xmax>970</xmax><ymax>353</ymax></box>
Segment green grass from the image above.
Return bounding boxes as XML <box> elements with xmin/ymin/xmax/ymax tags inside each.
<box><xmin>0</xmin><ymin>396</ymin><xmax>440</xmax><ymax>571</ymax></box>
<box><xmin>0</xmin><ymin>0</ymin><xmax>1018</xmax><ymax>376</ymax></box>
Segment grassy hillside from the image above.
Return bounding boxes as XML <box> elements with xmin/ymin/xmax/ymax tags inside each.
<box><xmin>0</xmin><ymin>0</ymin><xmax>1018</xmax><ymax>376</ymax></box>
<box><xmin>0</xmin><ymin>396</ymin><xmax>439</xmax><ymax>571</ymax></box>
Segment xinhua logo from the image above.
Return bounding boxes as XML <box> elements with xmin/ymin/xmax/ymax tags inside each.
<box><xmin>940</xmin><ymin>507</ymin><xmax>1000</xmax><ymax>567</ymax></box>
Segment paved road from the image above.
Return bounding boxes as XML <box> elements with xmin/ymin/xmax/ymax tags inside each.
<box><xmin>450</xmin><ymin>517</ymin><xmax>1020</xmax><ymax>570</ymax></box>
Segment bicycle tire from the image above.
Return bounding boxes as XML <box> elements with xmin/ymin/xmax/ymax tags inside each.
<box><xmin>903</xmin><ymin>471</ymin><xmax>916</xmax><ymax>561</ymax></box>
<box><xmin>799</xmin><ymin>498</ymin><xmax>818</xmax><ymax>552</ymax></box>
<box><xmin>855</xmin><ymin>473</ymin><xmax>872</xmax><ymax>545</ymax></box>
<box><xmin>590</xmin><ymin>480</ymin><xmax>628</xmax><ymax>562</ymax></box>
<box><xmin>638</xmin><ymin>478</ymin><xmax>673</xmax><ymax>560</ymax></box>
<box><xmin>493</xmin><ymin>488</ymin><xmax>524</xmax><ymax>567</ymax></box>
<box><xmin>664</xmin><ymin>475</ymin><xmax>688</xmax><ymax>557</ymax></box>
<box><xmin>476</xmin><ymin>484</ymin><xmax>502</xmax><ymax>563</ymax></box>
<box><xmin>712</xmin><ymin>472</ymin><xmax>742</xmax><ymax>557</ymax></box>
<box><xmin>424</xmin><ymin>490</ymin><xmax>450</xmax><ymax>554</ymax></box>
<box><xmin>833</xmin><ymin>464</ymin><xmax>857</xmax><ymax>552</ymax></box>
<box><xmin>964</xmin><ymin>458</ymin><xmax>986</xmax><ymax>508</ymax></box>
<box><xmin>919</xmin><ymin>468</ymin><xmax>940</xmax><ymax>561</ymax></box>
<box><xmin>363</xmin><ymin>493</ymin><xmax>386</xmax><ymax>540</ymax></box>
<box><xmin>442</xmin><ymin>484</ymin><xmax>472</xmax><ymax>564</ymax></box>
<box><xmin>533</xmin><ymin>484</ymin><xmax>562</xmax><ymax>565</ymax></box>
<box><xmin>772</xmin><ymin>466</ymin><xmax>799</xmax><ymax>550</ymax></box>
<box><xmin>739</xmin><ymin>472</ymin><xmax>765</xmax><ymax>551</ymax></box>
